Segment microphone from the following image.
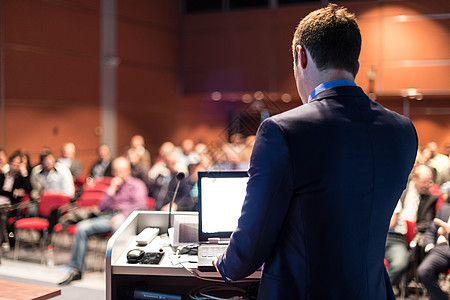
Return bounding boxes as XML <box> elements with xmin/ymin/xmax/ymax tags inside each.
<box><xmin>168</xmin><ymin>172</ymin><xmax>185</xmax><ymax>229</ymax></box>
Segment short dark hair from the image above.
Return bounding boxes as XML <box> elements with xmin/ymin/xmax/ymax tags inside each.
<box><xmin>8</xmin><ymin>150</ymin><xmax>23</xmax><ymax>163</ymax></box>
<box><xmin>39</xmin><ymin>148</ymin><xmax>53</xmax><ymax>164</ymax></box>
<box><xmin>292</xmin><ymin>4</ymin><xmax>361</xmax><ymax>77</ymax></box>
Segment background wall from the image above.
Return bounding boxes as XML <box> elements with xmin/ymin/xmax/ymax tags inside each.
<box><xmin>0</xmin><ymin>0</ymin><xmax>449</xmax><ymax>173</ymax></box>
<box><xmin>181</xmin><ymin>0</ymin><xmax>450</xmax><ymax>149</ymax></box>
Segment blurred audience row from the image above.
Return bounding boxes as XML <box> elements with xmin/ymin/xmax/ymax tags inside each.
<box><xmin>1</xmin><ymin>135</ymin><xmax>450</xmax><ymax>290</ymax></box>
<box><xmin>385</xmin><ymin>141</ymin><xmax>450</xmax><ymax>298</ymax></box>
<box><xmin>0</xmin><ymin>134</ymin><xmax>255</xmax><ymax>245</ymax></box>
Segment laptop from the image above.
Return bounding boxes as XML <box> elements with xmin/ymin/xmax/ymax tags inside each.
<box><xmin>197</xmin><ymin>170</ymin><xmax>249</xmax><ymax>271</ymax></box>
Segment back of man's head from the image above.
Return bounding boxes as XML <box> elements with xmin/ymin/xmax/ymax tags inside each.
<box><xmin>292</xmin><ymin>4</ymin><xmax>361</xmax><ymax>77</ymax></box>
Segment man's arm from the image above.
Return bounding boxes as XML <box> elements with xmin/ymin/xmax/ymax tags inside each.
<box><xmin>216</xmin><ymin>118</ymin><xmax>294</xmax><ymax>281</ymax></box>
<box><xmin>30</xmin><ymin>167</ymin><xmax>44</xmax><ymax>200</ymax></box>
<box><xmin>58</xmin><ymin>164</ymin><xmax>75</xmax><ymax>198</ymax></box>
<box><xmin>389</xmin><ymin>213</ymin><xmax>399</xmax><ymax>229</ymax></box>
<box><xmin>434</xmin><ymin>218</ymin><xmax>450</xmax><ymax>237</ymax></box>
<box><xmin>423</xmin><ymin>205</ymin><xmax>450</xmax><ymax>252</ymax></box>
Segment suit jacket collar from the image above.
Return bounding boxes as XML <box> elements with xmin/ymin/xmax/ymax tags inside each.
<box><xmin>311</xmin><ymin>85</ymin><xmax>367</xmax><ymax>102</ymax></box>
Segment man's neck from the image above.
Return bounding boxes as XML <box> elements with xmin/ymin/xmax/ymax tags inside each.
<box><xmin>305</xmin><ymin>69</ymin><xmax>355</xmax><ymax>100</ymax></box>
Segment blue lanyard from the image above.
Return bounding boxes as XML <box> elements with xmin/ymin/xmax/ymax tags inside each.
<box><xmin>308</xmin><ymin>80</ymin><xmax>356</xmax><ymax>103</ymax></box>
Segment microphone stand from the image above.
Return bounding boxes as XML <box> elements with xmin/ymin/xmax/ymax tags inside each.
<box><xmin>168</xmin><ymin>172</ymin><xmax>185</xmax><ymax>229</ymax></box>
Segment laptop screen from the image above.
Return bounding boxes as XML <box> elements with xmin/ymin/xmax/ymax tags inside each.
<box><xmin>198</xmin><ymin>170</ymin><xmax>249</xmax><ymax>242</ymax></box>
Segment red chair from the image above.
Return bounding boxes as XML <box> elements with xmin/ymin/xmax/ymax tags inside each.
<box><xmin>430</xmin><ymin>184</ymin><xmax>444</xmax><ymax>213</ymax></box>
<box><xmin>147</xmin><ymin>197</ymin><xmax>156</xmax><ymax>211</ymax></box>
<box><xmin>84</xmin><ymin>177</ymin><xmax>112</xmax><ymax>193</ymax></box>
<box><xmin>7</xmin><ymin>194</ymin><xmax>31</xmax><ymax>227</ymax></box>
<box><xmin>13</xmin><ymin>191</ymin><xmax>71</xmax><ymax>263</ymax></box>
<box><xmin>405</xmin><ymin>220</ymin><xmax>416</xmax><ymax>246</ymax></box>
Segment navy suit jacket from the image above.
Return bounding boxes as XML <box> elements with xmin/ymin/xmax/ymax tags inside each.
<box><xmin>217</xmin><ymin>86</ymin><xmax>418</xmax><ymax>299</ymax></box>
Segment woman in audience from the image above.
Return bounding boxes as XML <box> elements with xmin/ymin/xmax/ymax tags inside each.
<box><xmin>0</xmin><ymin>149</ymin><xmax>8</xmax><ymax>174</ymax></box>
<box><xmin>0</xmin><ymin>151</ymin><xmax>32</xmax><ymax>248</ymax></box>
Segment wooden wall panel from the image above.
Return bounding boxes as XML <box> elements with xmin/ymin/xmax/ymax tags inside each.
<box><xmin>118</xmin><ymin>21</ymin><xmax>178</xmax><ymax>67</ymax></box>
<box><xmin>6</xmin><ymin>0</ymin><xmax>99</xmax><ymax>56</ymax></box>
<box><xmin>5</xmin><ymin>49</ymin><xmax>98</xmax><ymax>104</ymax></box>
<box><xmin>116</xmin><ymin>0</ymin><xmax>180</xmax><ymax>156</ymax></box>
<box><xmin>4</xmin><ymin>104</ymin><xmax>100</xmax><ymax>168</ymax></box>
<box><xmin>2</xmin><ymin>0</ymin><xmax>101</xmax><ymax>173</ymax></box>
<box><xmin>383</xmin><ymin>65</ymin><xmax>450</xmax><ymax>93</ymax></box>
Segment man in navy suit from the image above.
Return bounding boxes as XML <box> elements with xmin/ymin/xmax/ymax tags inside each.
<box><xmin>214</xmin><ymin>4</ymin><xmax>418</xmax><ymax>299</ymax></box>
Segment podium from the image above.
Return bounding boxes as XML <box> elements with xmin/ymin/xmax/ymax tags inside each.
<box><xmin>105</xmin><ymin>211</ymin><xmax>260</xmax><ymax>300</ymax></box>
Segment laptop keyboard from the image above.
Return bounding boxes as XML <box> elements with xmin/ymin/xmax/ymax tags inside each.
<box><xmin>198</xmin><ymin>244</ymin><xmax>228</xmax><ymax>259</ymax></box>
<box><xmin>197</xmin><ymin>244</ymin><xmax>228</xmax><ymax>271</ymax></box>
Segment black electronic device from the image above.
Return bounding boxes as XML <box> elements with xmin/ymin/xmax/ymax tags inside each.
<box><xmin>140</xmin><ymin>252</ymin><xmax>164</xmax><ymax>265</ymax></box>
<box><xmin>168</xmin><ymin>172</ymin><xmax>186</xmax><ymax>229</ymax></box>
<box><xmin>179</xmin><ymin>245</ymin><xmax>198</xmax><ymax>255</ymax></box>
<box><xmin>127</xmin><ymin>249</ymin><xmax>145</xmax><ymax>264</ymax></box>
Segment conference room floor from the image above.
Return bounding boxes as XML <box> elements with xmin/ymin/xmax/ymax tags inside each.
<box><xmin>0</xmin><ymin>238</ymin><xmax>105</xmax><ymax>299</ymax></box>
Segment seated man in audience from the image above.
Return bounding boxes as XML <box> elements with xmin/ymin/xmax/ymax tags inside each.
<box><xmin>179</xmin><ymin>139</ymin><xmax>199</xmax><ymax>171</ymax></box>
<box><xmin>385</xmin><ymin>164</ymin><xmax>437</xmax><ymax>288</ymax></box>
<box><xmin>87</xmin><ymin>144</ymin><xmax>113</xmax><ymax>179</ymax></box>
<box><xmin>57</xmin><ymin>142</ymin><xmax>83</xmax><ymax>179</ymax></box>
<box><xmin>149</xmin><ymin>150</ymin><xmax>194</xmax><ymax>211</ymax></box>
<box><xmin>148</xmin><ymin>141</ymin><xmax>173</xmax><ymax>180</ymax></box>
<box><xmin>427</xmin><ymin>141</ymin><xmax>449</xmax><ymax>178</ymax></box>
<box><xmin>417</xmin><ymin>188</ymin><xmax>450</xmax><ymax>300</ymax></box>
<box><xmin>437</xmin><ymin>166</ymin><xmax>450</xmax><ymax>186</ymax></box>
<box><xmin>29</xmin><ymin>149</ymin><xmax>75</xmax><ymax>216</ymax></box>
<box><xmin>59</xmin><ymin>156</ymin><xmax>148</xmax><ymax>285</ymax></box>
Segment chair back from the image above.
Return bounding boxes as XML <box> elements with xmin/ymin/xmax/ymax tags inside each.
<box><xmin>38</xmin><ymin>191</ymin><xmax>71</xmax><ymax>217</ymax></box>
<box><xmin>77</xmin><ymin>190</ymin><xmax>105</xmax><ymax>208</ymax></box>
<box><xmin>405</xmin><ymin>220</ymin><xmax>416</xmax><ymax>245</ymax></box>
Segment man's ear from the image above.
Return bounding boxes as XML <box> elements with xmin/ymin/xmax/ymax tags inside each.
<box><xmin>297</xmin><ymin>45</ymin><xmax>307</xmax><ymax>69</ymax></box>
<box><xmin>354</xmin><ymin>61</ymin><xmax>360</xmax><ymax>77</ymax></box>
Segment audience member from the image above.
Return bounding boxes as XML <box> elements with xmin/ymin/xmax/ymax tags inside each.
<box><xmin>444</xmin><ymin>144</ymin><xmax>450</xmax><ymax>158</ymax></box>
<box><xmin>58</xmin><ymin>156</ymin><xmax>148</xmax><ymax>285</ymax></box>
<box><xmin>427</xmin><ymin>141</ymin><xmax>450</xmax><ymax>176</ymax></box>
<box><xmin>194</xmin><ymin>142</ymin><xmax>207</xmax><ymax>156</ymax></box>
<box><xmin>385</xmin><ymin>164</ymin><xmax>437</xmax><ymax>287</ymax></box>
<box><xmin>441</xmin><ymin>182</ymin><xmax>450</xmax><ymax>203</ymax></box>
<box><xmin>18</xmin><ymin>150</ymin><xmax>32</xmax><ymax>179</ymax></box>
<box><xmin>179</xmin><ymin>139</ymin><xmax>199</xmax><ymax>171</ymax></box>
<box><xmin>130</xmin><ymin>135</ymin><xmax>151</xmax><ymax>169</ymax></box>
<box><xmin>87</xmin><ymin>144</ymin><xmax>113</xmax><ymax>179</ymax></box>
<box><xmin>126</xmin><ymin>147</ymin><xmax>150</xmax><ymax>187</ymax></box>
<box><xmin>229</xmin><ymin>133</ymin><xmax>245</xmax><ymax>153</ymax></box>
<box><xmin>437</xmin><ymin>166</ymin><xmax>450</xmax><ymax>186</ymax></box>
<box><xmin>29</xmin><ymin>149</ymin><xmax>75</xmax><ymax>216</ymax></box>
<box><xmin>149</xmin><ymin>141</ymin><xmax>185</xmax><ymax>181</ymax></box>
<box><xmin>0</xmin><ymin>151</ymin><xmax>33</xmax><ymax>248</ymax></box>
<box><xmin>57</xmin><ymin>142</ymin><xmax>83</xmax><ymax>178</ymax></box>
<box><xmin>0</xmin><ymin>149</ymin><xmax>9</xmax><ymax>174</ymax></box>
<box><xmin>417</xmin><ymin>202</ymin><xmax>450</xmax><ymax>300</ymax></box>
<box><xmin>209</xmin><ymin>142</ymin><xmax>234</xmax><ymax>171</ymax></box>
<box><xmin>149</xmin><ymin>150</ymin><xmax>194</xmax><ymax>211</ymax></box>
